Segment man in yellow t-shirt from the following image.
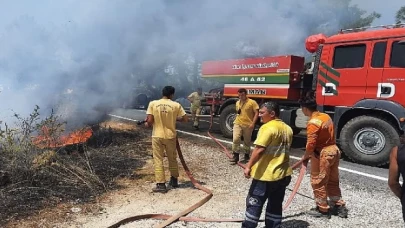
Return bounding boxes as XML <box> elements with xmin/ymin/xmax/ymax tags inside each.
<box><xmin>242</xmin><ymin>101</ymin><xmax>293</xmax><ymax>228</ymax></box>
<box><xmin>145</xmin><ymin>86</ymin><xmax>188</xmax><ymax>193</ymax></box>
<box><xmin>230</xmin><ymin>88</ymin><xmax>259</xmax><ymax>164</ymax></box>
<box><xmin>187</xmin><ymin>87</ymin><xmax>203</xmax><ymax>129</ymax></box>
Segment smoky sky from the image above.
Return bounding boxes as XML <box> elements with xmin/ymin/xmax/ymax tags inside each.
<box><xmin>352</xmin><ymin>0</ymin><xmax>402</xmax><ymax>25</ymax></box>
<box><xmin>0</xmin><ymin>0</ymin><xmax>396</xmax><ymax>127</ymax></box>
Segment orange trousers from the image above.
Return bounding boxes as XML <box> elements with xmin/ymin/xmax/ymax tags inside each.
<box><xmin>310</xmin><ymin>145</ymin><xmax>346</xmax><ymax>212</ymax></box>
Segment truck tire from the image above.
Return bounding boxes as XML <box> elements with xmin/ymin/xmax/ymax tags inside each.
<box><xmin>136</xmin><ymin>94</ymin><xmax>148</xmax><ymax>110</ymax></box>
<box><xmin>340</xmin><ymin>115</ymin><xmax>399</xmax><ymax>166</ymax></box>
<box><xmin>295</xmin><ymin>108</ymin><xmax>309</xmax><ymax>129</ymax></box>
<box><xmin>219</xmin><ymin>104</ymin><xmax>236</xmax><ymax>139</ymax></box>
<box><xmin>200</xmin><ymin>106</ymin><xmax>207</xmax><ymax>115</ymax></box>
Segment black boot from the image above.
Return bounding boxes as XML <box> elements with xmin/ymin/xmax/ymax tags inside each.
<box><xmin>306</xmin><ymin>206</ymin><xmax>331</xmax><ymax>219</ymax></box>
<box><xmin>331</xmin><ymin>205</ymin><xmax>348</xmax><ymax>218</ymax></box>
<box><xmin>241</xmin><ymin>154</ymin><xmax>250</xmax><ymax>163</ymax></box>
<box><xmin>229</xmin><ymin>152</ymin><xmax>239</xmax><ymax>165</ymax></box>
<box><xmin>152</xmin><ymin>183</ymin><xmax>167</xmax><ymax>193</ymax></box>
<box><xmin>169</xmin><ymin>176</ymin><xmax>179</xmax><ymax>188</ymax></box>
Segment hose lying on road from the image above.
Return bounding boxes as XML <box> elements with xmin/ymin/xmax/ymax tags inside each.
<box><xmin>205</xmin><ymin>112</ymin><xmax>308</xmax><ymax>211</ymax></box>
<box><xmin>106</xmin><ymin>106</ymin><xmax>308</xmax><ymax>228</ymax></box>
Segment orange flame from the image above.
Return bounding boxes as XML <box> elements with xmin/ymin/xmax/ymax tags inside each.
<box><xmin>33</xmin><ymin>126</ymin><xmax>93</xmax><ymax>149</ymax></box>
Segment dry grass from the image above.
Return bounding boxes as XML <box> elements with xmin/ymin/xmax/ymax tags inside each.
<box><xmin>99</xmin><ymin>120</ymin><xmax>138</xmax><ymax>131</ymax></box>
<box><xmin>0</xmin><ymin>117</ymin><xmax>153</xmax><ymax>228</ymax></box>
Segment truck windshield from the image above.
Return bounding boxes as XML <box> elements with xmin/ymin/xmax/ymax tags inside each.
<box><xmin>390</xmin><ymin>41</ymin><xmax>405</xmax><ymax>68</ymax></box>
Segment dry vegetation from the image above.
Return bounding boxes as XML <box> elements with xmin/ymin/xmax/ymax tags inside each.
<box><xmin>0</xmin><ymin>107</ymin><xmax>150</xmax><ymax>227</ymax></box>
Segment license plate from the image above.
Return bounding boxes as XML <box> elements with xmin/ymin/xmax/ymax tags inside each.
<box><xmin>247</xmin><ymin>89</ymin><xmax>266</xmax><ymax>95</ymax></box>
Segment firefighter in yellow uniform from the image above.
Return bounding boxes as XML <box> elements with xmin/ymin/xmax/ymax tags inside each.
<box><xmin>230</xmin><ymin>88</ymin><xmax>259</xmax><ymax>164</ymax></box>
<box><xmin>145</xmin><ymin>86</ymin><xmax>188</xmax><ymax>193</ymax></box>
<box><xmin>187</xmin><ymin>87</ymin><xmax>203</xmax><ymax>129</ymax></box>
<box><xmin>300</xmin><ymin>97</ymin><xmax>348</xmax><ymax>218</ymax></box>
<box><xmin>242</xmin><ymin>101</ymin><xmax>293</xmax><ymax>228</ymax></box>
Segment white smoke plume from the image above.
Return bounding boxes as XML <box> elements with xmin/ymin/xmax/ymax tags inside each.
<box><xmin>0</xmin><ymin>0</ymin><xmax>379</xmax><ymax>128</ymax></box>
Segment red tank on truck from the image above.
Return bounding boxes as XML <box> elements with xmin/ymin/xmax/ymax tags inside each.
<box><xmin>201</xmin><ymin>24</ymin><xmax>405</xmax><ymax>167</ymax></box>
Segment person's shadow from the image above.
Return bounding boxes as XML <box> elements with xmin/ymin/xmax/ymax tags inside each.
<box><xmin>281</xmin><ymin>219</ymin><xmax>310</xmax><ymax>228</ymax></box>
<box><xmin>171</xmin><ymin>180</ymin><xmax>208</xmax><ymax>190</ymax></box>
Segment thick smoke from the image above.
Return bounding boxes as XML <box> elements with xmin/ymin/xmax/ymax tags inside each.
<box><xmin>0</xmin><ymin>0</ymin><xmax>374</xmax><ymax>128</ymax></box>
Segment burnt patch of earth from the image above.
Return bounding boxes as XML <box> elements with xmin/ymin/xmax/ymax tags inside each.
<box><xmin>0</xmin><ymin>120</ymin><xmax>151</xmax><ymax>228</ymax></box>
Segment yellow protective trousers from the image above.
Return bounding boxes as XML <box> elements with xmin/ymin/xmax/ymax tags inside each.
<box><xmin>232</xmin><ymin>124</ymin><xmax>253</xmax><ymax>154</ymax></box>
<box><xmin>190</xmin><ymin>105</ymin><xmax>201</xmax><ymax>127</ymax></box>
<box><xmin>152</xmin><ymin>137</ymin><xmax>179</xmax><ymax>183</ymax></box>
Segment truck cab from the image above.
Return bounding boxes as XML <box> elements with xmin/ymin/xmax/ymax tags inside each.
<box><xmin>311</xmin><ymin>26</ymin><xmax>405</xmax><ymax>166</ymax></box>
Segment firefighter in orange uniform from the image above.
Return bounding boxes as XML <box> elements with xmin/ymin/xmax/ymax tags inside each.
<box><xmin>299</xmin><ymin>97</ymin><xmax>348</xmax><ymax>218</ymax></box>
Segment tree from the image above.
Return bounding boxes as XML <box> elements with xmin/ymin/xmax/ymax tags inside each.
<box><xmin>344</xmin><ymin>12</ymin><xmax>381</xmax><ymax>29</ymax></box>
<box><xmin>331</xmin><ymin>0</ymin><xmax>381</xmax><ymax>31</ymax></box>
<box><xmin>395</xmin><ymin>6</ymin><xmax>405</xmax><ymax>25</ymax></box>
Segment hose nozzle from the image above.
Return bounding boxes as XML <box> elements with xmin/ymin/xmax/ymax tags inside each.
<box><xmin>136</xmin><ymin>120</ymin><xmax>146</xmax><ymax>125</ymax></box>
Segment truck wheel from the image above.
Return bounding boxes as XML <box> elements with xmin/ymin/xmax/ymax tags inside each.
<box><xmin>200</xmin><ymin>106</ymin><xmax>207</xmax><ymax>115</ymax></box>
<box><xmin>136</xmin><ymin>94</ymin><xmax>148</xmax><ymax>109</ymax></box>
<box><xmin>340</xmin><ymin>116</ymin><xmax>398</xmax><ymax>166</ymax></box>
<box><xmin>219</xmin><ymin>104</ymin><xmax>236</xmax><ymax>139</ymax></box>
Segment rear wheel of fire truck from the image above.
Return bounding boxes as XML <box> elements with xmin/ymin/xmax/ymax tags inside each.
<box><xmin>136</xmin><ymin>94</ymin><xmax>149</xmax><ymax>110</ymax></box>
<box><xmin>219</xmin><ymin>104</ymin><xmax>237</xmax><ymax>139</ymax></box>
<box><xmin>200</xmin><ymin>106</ymin><xmax>207</xmax><ymax>115</ymax></box>
<box><xmin>340</xmin><ymin>116</ymin><xmax>398</xmax><ymax>166</ymax></box>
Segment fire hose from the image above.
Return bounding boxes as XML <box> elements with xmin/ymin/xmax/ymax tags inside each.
<box><xmin>107</xmin><ymin>104</ymin><xmax>308</xmax><ymax>228</ymax></box>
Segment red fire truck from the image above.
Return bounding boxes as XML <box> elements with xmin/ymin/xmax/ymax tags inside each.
<box><xmin>201</xmin><ymin>24</ymin><xmax>405</xmax><ymax>166</ymax></box>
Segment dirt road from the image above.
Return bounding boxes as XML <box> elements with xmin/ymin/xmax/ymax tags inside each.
<box><xmin>58</xmin><ymin>120</ymin><xmax>402</xmax><ymax>228</ymax></box>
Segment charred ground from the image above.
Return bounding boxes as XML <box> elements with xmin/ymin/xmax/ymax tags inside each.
<box><xmin>0</xmin><ymin>117</ymin><xmax>151</xmax><ymax>228</ymax></box>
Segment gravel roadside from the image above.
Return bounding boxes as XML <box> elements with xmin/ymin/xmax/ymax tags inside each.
<box><xmin>64</xmin><ymin>134</ymin><xmax>404</xmax><ymax>228</ymax></box>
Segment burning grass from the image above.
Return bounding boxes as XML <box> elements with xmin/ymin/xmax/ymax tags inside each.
<box><xmin>0</xmin><ymin>107</ymin><xmax>152</xmax><ymax>227</ymax></box>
